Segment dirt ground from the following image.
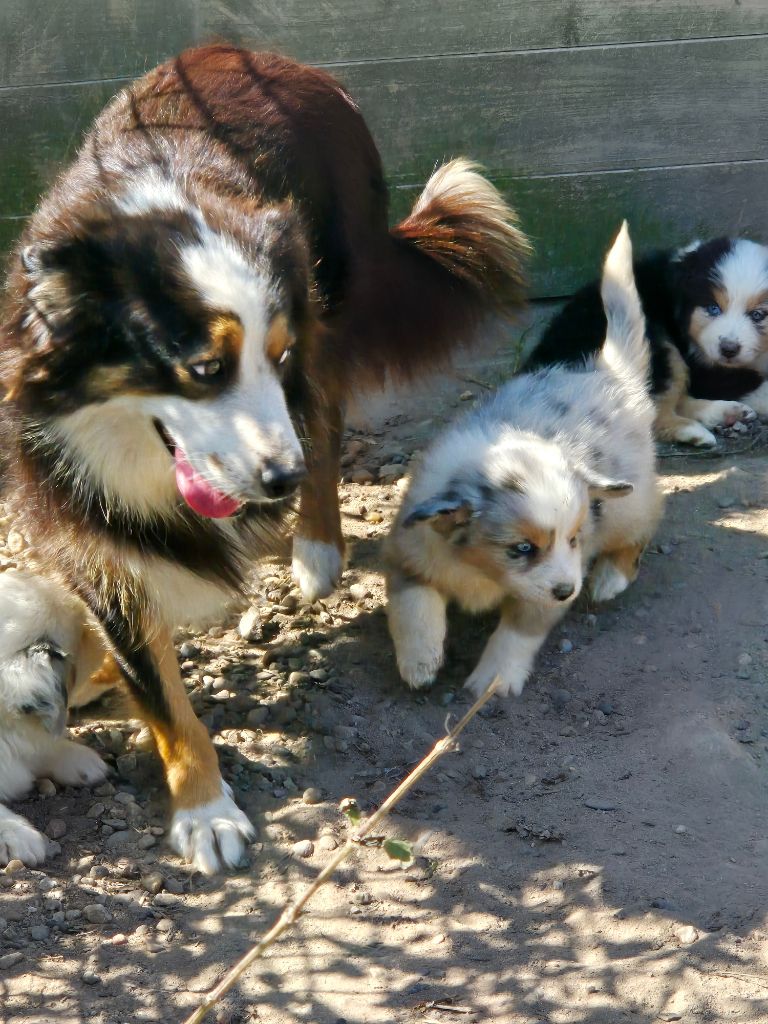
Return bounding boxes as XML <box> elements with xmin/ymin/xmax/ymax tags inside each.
<box><xmin>2</xmin><ymin>333</ymin><xmax>768</xmax><ymax>1024</ymax></box>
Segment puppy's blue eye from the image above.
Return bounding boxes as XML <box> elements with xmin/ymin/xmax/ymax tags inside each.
<box><xmin>509</xmin><ymin>541</ymin><xmax>535</xmax><ymax>558</ymax></box>
<box><xmin>749</xmin><ymin>309</ymin><xmax>766</xmax><ymax>324</ymax></box>
<box><xmin>705</xmin><ymin>303</ymin><xmax>722</xmax><ymax>317</ymax></box>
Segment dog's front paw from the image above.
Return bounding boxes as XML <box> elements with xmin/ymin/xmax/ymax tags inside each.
<box><xmin>699</xmin><ymin>400</ymin><xmax>756</xmax><ymax>428</ymax></box>
<box><xmin>44</xmin><ymin>739</ymin><xmax>109</xmax><ymax>787</ymax></box>
<box><xmin>465</xmin><ymin>663</ymin><xmax>524</xmax><ymax>700</ymax></box>
<box><xmin>672</xmin><ymin>421</ymin><xmax>717</xmax><ymax>447</ymax></box>
<box><xmin>0</xmin><ymin>807</ymin><xmax>48</xmax><ymax>867</ymax></box>
<box><xmin>292</xmin><ymin>537</ymin><xmax>345</xmax><ymax>601</ymax></box>
<box><xmin>397</xmin><ymin>646</ymin><xmax>444</xmax><ymax>690</ymax></box>
<box><xmin>589</xmin><ymin>559</ymin><xmax>630</xmax><ymax>603</ymax></box>
<box><xmin>170</xmin><ymin>785</ymin><xmax>255</xmax><ymax>874</ymax></box>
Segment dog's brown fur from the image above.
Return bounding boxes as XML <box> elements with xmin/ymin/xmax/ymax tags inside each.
<box><xmin>0</xmin><ymin>46</ymin><xmax>528</xmax><ymax>870</ymax></box>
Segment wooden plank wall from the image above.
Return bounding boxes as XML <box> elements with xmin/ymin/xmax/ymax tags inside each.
<box><xmin>0</xmin><ymin>1</ymin><xmax>766</xmax><ymax>296</ymax></box>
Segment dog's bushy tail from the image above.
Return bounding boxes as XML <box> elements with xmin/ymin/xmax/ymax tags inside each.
<box><xmin>597</xmin><ymin>221</ymin><xmax>650</xmax><ymax>386</ymax></box>
<box><xmin>343</xmin><ymin>159</ymin><xmax>530</xmax><ymax>385</ymax></box>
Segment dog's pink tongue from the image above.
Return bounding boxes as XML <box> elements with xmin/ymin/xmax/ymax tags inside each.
<box><xmin>174</xmin><ymin>448</ymin><xmax>241</xmax><ymax>519</ymax></box>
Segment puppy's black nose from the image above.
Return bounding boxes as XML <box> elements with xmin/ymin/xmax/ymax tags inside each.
<box><xmin>552</xmin><ymin>582</ymin><xmax>575</xmax><ymax>602</ymax></box>
<box><xmin>719</xmin><ymin>338</ymin><xmax>741</xmax><ymax>359</ymax></box>
<box><xmin>260</xmin><ymin>462</ymin><xmax>307</xmax><ymax>500</ymax></box>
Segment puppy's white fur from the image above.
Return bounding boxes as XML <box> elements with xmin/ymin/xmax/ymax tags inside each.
<box><xmin>386</xmin><ymin>224</ymin><xmax>663</xmax><ymax>698</ymax></box>
<box><xmin>0</xmin><ymin>570</ymin><xmax>108</xmax><ymax>866</ymax></box>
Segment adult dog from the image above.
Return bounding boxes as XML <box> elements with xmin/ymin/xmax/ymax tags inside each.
<box><xmin>0</xmin><ymin>45</ymin><xmax>528</xmax><ymax>871</ymax></box>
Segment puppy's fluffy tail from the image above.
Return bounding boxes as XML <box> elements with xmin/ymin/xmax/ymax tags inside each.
<box><xmin>343</xmin><ymin>159</ymin><xmax>530</xmax><ymax>385</ymax></box>
<box><xmin>597</xmin><ymin>221</ymin><xmax>650</xmax><ymax>386</ymax></box>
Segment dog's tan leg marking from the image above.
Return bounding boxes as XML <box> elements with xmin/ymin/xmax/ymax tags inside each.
<box><xmin>143</xmin><ymin>627</ymin><xmax>254</xmax><ymax>872</ymax></box>
<box><xmin>293</xmin><ymin>391</ymin><xmax>346</xmax><ymax>600</ymax></box>
<box><xmin>466</xmin><ymin>598</ymin><xmax>567</xmax><ymax>699</ymax></box>
<box><xmin>652</xmin><ymin>344</ymin><xmax>715</xmax><ymax>446</ymax></box>
<box><xmin>146</xmin><ymin>628</ymin><xmax>222</xmax><ymax>810</ymax></box>
<box><xmin>590</xmin><ymin>541</ymin><xmax>646</xmax><ymax>603</ymax></box>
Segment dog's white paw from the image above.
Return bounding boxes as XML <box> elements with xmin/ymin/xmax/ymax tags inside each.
<box><xmin>698</xmin><ymin>400</ymin><xmax>756</xmax><ymax>428</ymax></box>
<box><xmin>43</xmin><ymin>739</ymin><xmax>109</xmax><ymax>787</ymax></box>
<box><xmin>292</xmin><ymin>537</ymin><xmax>344</xmax><ymax>601</ymax></box>
<box><xmin>465</xmin><ymin>662</ymin><xmax>525</xmax><ymax>699</ymax></box>
<box><xmin>589</xmin><ymin>559</ymin><xmax>630</xmax><ymax>603</ymax></box>
<box><xmin>397</xmin><ymin>647</ymin><xmax>444</xmax><ymax>690</ymax></box>
<box><xmin>673</xmin><ymin>421</ymin><xmax>717</xmax><ymax>447</ymax></box>
<box><xmin>0</xmin><ymin>806</ymin><xmax>48</xmax><ymax>867</ymax></box>
<box><xmin>170</xmin><ymin>785</ymin><xmax>255</xmax><ymax>874</ymax></box>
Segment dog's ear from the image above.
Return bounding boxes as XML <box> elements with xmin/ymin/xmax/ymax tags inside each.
<box><xmin>403</xmin><ymin>490</ymin><xmax>477</xmax><ymax>537</ymax></box>
<box><xmin>575</xmin><ymin>465</ymin><xmax>633</xmax><ymax>500</ymax></box>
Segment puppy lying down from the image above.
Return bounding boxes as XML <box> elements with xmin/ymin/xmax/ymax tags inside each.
<box><xmin>385</xmin><ymin>224</ymin><xmax>663</xmax><ymax>698</ymax></box>
<box><xmin>0</xmin><ymin>571</ymin><xmax>108</xmax><ymax>865</ymax></box>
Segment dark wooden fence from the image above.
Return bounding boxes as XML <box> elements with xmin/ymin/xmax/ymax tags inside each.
<box><xmin>0</xmin><ymin>1</ymin><xmax>766</xmax><ymax>296</ymax></box>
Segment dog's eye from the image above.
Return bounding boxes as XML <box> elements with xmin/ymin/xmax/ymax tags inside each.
<box><xmin>749</xmin><ymin>309</ymin><xmax>766</xmax><ymax>324</ymax></box>
<box><xmin>705</xmin><ymin>302</ymin><xmax>722</xmax><ymax>317</ymax></box>
<box><xmin>189</xmin><ymin>359</ymin><xmax>223</xmax><ymax>379</ymax></box>
<box><xmin>508</xmin><ymin>541</ymin><xmax>535</xmax><ymax>558</ymax></box>
<box><xmin>569</xmin><ymin>535</ymin><xmax>579</xmax><ymax>549</ymax></box>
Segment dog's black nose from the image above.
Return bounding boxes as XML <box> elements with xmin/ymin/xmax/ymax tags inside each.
<box><xmin>260</xmin><ymin>462</ymin><xmax>307</xmax><ymax>500</ymax></box>
<box><xmin>719</xmin><ymin>338</ymin><xmax>741</xmax><ymax>359</ymax></box>
<box><xmin>552</xmin><ymin>582</ymin><xmax>575</xmax><ymax>602</ymax></box>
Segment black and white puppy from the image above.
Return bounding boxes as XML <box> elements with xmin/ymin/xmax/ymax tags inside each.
<box><xmin>0</xmin><ymin>571</ymin><xmax>108</xmax><ymax>865</ymax></box>
<box><xmin>386</xmin><ymin>224</ymin><xmax>663</xmax><ymax>698</ymax></box>
<box><xmin>527</xmin><ymin>237</ymin><xmax>768</xmax><ymax>447</ymax></box>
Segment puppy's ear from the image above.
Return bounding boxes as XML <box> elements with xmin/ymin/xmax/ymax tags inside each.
<box><xmin>403</xmin><ymin>491</ymin><xmax>477</xmax><ymax>537</ymax></box>
<box><xmin>576</xmin><ymin>466</ymin><xmax>633</xmax><ymax>500</ymax></box>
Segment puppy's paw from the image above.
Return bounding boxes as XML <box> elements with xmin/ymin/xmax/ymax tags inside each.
<box><xmin>44</xmin><ymin>739</ymin><xmax>109</xmax><ymax>787</ymax></box>
<box><xmin>465</xmin><ymin>664</ymin><xmax>525</xmax><ymax>700</ymax></box>
<box><xmin>397</xmin><ymin>647</ymin><xmax>444</xmax><ymax>690</ymax></box>
<box><xmin>589</xmin><ymin>559</ymin><xmax>630</xmax><ymax>603</ymax></box>
<box><xmin>170</xmin><ymin>785</ymin><xmax>255</xmax><ymax>874</ymax></box>
<box><xmin>292</xmin><ymin>537</ymin><xmax>344</xmax><ymax>602</ymax></box>
<box><xmin>699</xmin><ymin>400</ymin><xmax>756</xmax><ymax>428</ymax></box>
<box><xmin>672</xmin><ymin>421</ymin><xmax>717</xmax><ymax>447</ymax></box>
<box><xmin>0</xmin><ymin>807</ymin><xmax>48</xmax><ymax>867</ymax></box>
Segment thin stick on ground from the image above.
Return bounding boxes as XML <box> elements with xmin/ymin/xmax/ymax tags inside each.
<box><xmin>182</xmin><ymin>677</ymin><xmax>500</xmax><ymax>1024</ymax></box>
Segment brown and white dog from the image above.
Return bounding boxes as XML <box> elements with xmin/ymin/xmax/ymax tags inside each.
<box><xmin>0</xmin><ymin>46</ymin><xmax>528</xmax><ymax>870</ymax></box>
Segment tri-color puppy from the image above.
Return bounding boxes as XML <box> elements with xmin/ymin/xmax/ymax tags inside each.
<box><xmin>0</xmin><ymin>46</ymin><xmax>528</xmax><ymax>870</ymax></box>
<box><xmin>386</xmin><ymin>224</ymin><xmax>663</xmax><ymax>698</ymax></box>
<box><xmin>0</xmin><ymin>571</ymin><xmax>109</xmax><ymax>866</ymax></box>
<box><xmin>527</xmin><ymin>237</ymin><xmax>768</xmax><ymax>447</ymax></box>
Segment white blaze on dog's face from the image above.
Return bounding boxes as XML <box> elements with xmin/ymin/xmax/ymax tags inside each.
<box><xmin>406</xmin><ymin>441</ymin><xmax>632</xmax><ymax>608</ymax></box>
<box><xmin>21</xmin><ymin>194</ymin><xmax>309</xmax><ymax>520</ymax></box>
<box><xmin>679</xmin><ymin>239</ymin><xmax>768</xmax><ymax>370</ymax></box>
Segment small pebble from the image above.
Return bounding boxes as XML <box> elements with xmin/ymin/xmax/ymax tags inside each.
<box><xmin>37</xmin><ymin>778</ymin><xmax>56</xmax><ymax>797</ymax></box>
<box><xmin>83</xmin><ymin>904</ymin><xmax>112</xmax><ymax>925</ymax></box>
<box><xmin>30</xmin><ymin>925</ymin><xmax>50</xmax><ymax>941</ymax></box>
<box><xmin>348</xmin><ymin>468</ymin><xmax>374</xmax><ymax>484</ymax></box>
<box><xmin>348</xmin><ymin>583</ymin><xmax>369</xmax><ymax>603</ymax></box>
<box><xmin>81</xmin><ymin>969</ymin><xmax>101</xmax><ymax>986</ymax></box>
<box><xmin>292</xmin><ymin>839</ymin><xmax>314</xmax><ymax>858</ymax></box>
<box><xmin>717</xmin><ymin>495</ymin><xmax>735</xmax><ymax>509</ymax></box>
<box><xmin>238</xmin><ymin>607</ymin><xmax>261</xmax><ymax>641</ymax></box>
<box><xmin>675</xmin><ymin>924</ymin><xmax>699</xmax><ymax>945</ymax></box>
<box><xmin>46</xmin><ymin>818</ymin><xmax>67</xmax><ymax>840</ymax></box>
<box><xmin>4</xmin><ymin>859</ymin><xmax>24</xmax><ymax>874</ymax></box>
<box><xmin>583</xmin><ymin>798</ymin><xmax>617</xmax><ymax>811</ymax></box>
<box><xmin>674</xmin><ymin>825</ymin><xmax>687</xmax><ymax>835</ymax></box>
<box><xmin>141</xmin><ymin>872</ymin><xmax>165</xmax><ymax>895</ymax></box>
<box><xmin>153</xmin><ymin>892</ymin><xmax>179</xmax><ymax>908</ymax></box>
<box><xmin>559</xmin><ymin>638</ymin><xmax>574</xmax><ymax>654</ymax></box>
<box><xmin>179</xmin><ymin>641</ymin><xmax>200</xmax><ymax>659</ymax></box>
<box><xmin>302</xmin><ymin>788</ymin><xmax>322</xmax><ymax>805</ymax></box>
<box><xmin>551</xmin><ymin>688</ymin><xmax>572</xmax><ymax>711</ymax></box>
<box><xmin>317</xmin><ymin>835</ymin><xmax>338</xmax><ymax>852</ymax></box>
